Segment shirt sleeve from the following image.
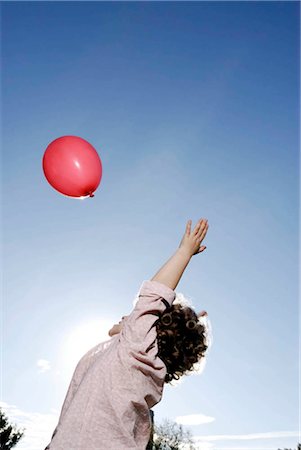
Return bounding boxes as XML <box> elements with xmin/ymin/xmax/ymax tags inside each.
<box><xmin>119</xmin><ymin>279</ymin><xmax>176</xmax><ymax>355</ymax></box>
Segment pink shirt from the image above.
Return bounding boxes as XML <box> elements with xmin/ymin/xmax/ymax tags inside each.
<box><xmin>45</xmin><ymin>279</ymin><xmax>176</xmax><ymax>450</ymax></box>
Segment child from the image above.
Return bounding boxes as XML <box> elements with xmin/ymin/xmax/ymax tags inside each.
<box><xmin>45</xmin><ymin>218</ymin><xmax>210</xmax><ymax>449</ymax></box>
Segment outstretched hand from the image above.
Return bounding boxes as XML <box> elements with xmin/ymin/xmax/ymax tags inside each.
<box><xmin>179</xmin><ymin>218</ymin><xmax>209</xmax><ymax>257</ymax></box>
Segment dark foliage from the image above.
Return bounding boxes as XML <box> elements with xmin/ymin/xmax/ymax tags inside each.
<box><xmin>0</xmin><ymin>408</ymin><xmax>24</xmax><ymax>450</ymax></box>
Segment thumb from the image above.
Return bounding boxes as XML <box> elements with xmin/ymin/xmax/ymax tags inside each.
<box><xmin>199</xmin><ymin>246</ymin><xmax>207</xmax><ymax>253</ymax></box>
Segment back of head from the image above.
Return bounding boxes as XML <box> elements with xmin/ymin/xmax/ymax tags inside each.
<box><xmin>154</xmin><ymin>299</ymin><xmax>212</xmax><ymax>384</ymax></box>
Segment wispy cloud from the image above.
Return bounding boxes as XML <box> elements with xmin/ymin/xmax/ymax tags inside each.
<box><xmin>159</xmin><ymin>415</ymin><xmax>298</xmax><ymax>450</ymax></box>
<box><xmin>176</xmin><ymin>413</ymin><xmax>216</xmax><ymax>425</ymax></box>
<box><xmin>191</xmin><ymin>430</ymin><xmax>300</xmax><ymax>450</ymax></box>
<box><xmin>174</xmin><ymin>427</ymin><xmax>300</xmax><ymax>450</ymax></box>
<box><xmin>0</xmin><ymin>401</ymin><xmax>58</xmax><ymax>450</ymax></box>
<box><xmin>36</xmin><ymin>359</ymin><xmax>51</xmax><ymax>373</ymax></box>
<box><xmin>193</xmin><ymin>431</ymin><xmax>299</xmax><ymax>441</ymax></box>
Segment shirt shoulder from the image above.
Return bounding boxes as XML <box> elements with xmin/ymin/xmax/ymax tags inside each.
<box><xmin>134</xmin><ymin>279</ymin><xmax>176</xmax><ymax>307</ymax></box>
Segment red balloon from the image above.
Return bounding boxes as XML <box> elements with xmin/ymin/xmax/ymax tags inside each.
<box><xmin>42</xmin><ymin>136</ymin><xmax>102</xmax><ymax>198</ymax></box>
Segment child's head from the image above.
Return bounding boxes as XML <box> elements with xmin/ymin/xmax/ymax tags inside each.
<box><xmin>154</xmin><ymin>299</ymin><xmax>212</xmax><ymax>384</ymax></box>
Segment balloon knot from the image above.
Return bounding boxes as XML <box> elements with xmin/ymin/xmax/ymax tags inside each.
<box><xmin>89</xmin><ymin>192</ymin><xmax>95</xmax><ymax>198</ymax></box>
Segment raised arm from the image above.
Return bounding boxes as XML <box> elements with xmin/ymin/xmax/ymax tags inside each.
<box><xmin>150</xmin><ymin>218</ymin><xmax>209</xmax><ymax>291</ymax></box>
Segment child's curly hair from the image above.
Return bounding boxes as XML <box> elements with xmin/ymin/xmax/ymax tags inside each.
<box><xmin>154</xmin><ymin>301</ymin><xmax>210</xmax><ymax>384</ymax></box>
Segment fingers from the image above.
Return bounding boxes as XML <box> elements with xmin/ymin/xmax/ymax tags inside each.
<box><xmin>186</xmin><ymin>219</ymin><xmax>192</xmax><ymax>235</ymax></box>
<box><xmin>198</xmin><ymin>219</ymin><xmax>208</xmax><ymax>240</ymax></box>
<box><xmin>193</xmin><ymin>219</ymin><xmax>203</xmax><ymax>235</ymax></box>
<box><xmin>202</xmin><ymin>224</ymin><xmax>209</xmax><ymax>241</ymax></box>
<box><xmin>193</xmin><ymin>218</ymin><xmax>208</xmax><ymax>237</ymax></box>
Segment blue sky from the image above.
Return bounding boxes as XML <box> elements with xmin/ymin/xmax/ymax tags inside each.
<box><xmin>1</xmin><ymin>1</ymin><xmax>299</xmax><ymax>449</ymax></box>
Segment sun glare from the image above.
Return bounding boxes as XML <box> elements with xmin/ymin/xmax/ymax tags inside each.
<box><xmin>59</xmin><ymin>318</ymin><xmax>115</xmax><ymax>382</ymax></box>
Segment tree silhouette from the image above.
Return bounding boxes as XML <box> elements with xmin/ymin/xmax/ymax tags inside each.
<box><xmin>0</xmin><ymin>407</ymin><xmax>24</xmax><ymax>449</ymax></box>
<box><xmin>152</xmin><ymin>417</ymin><xmax>196</xmax><ymax>450</ymax></box>
<box><xmin>277</xmin><ymin>444</ymin><xmax>300</xmax><ymax>450</ymax></box>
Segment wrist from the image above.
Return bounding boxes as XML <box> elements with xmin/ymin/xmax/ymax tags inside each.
<box><xmin>177</xmin><ymin>246</ymin><xmax>192</xmax><ymax>260</ymax></box>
